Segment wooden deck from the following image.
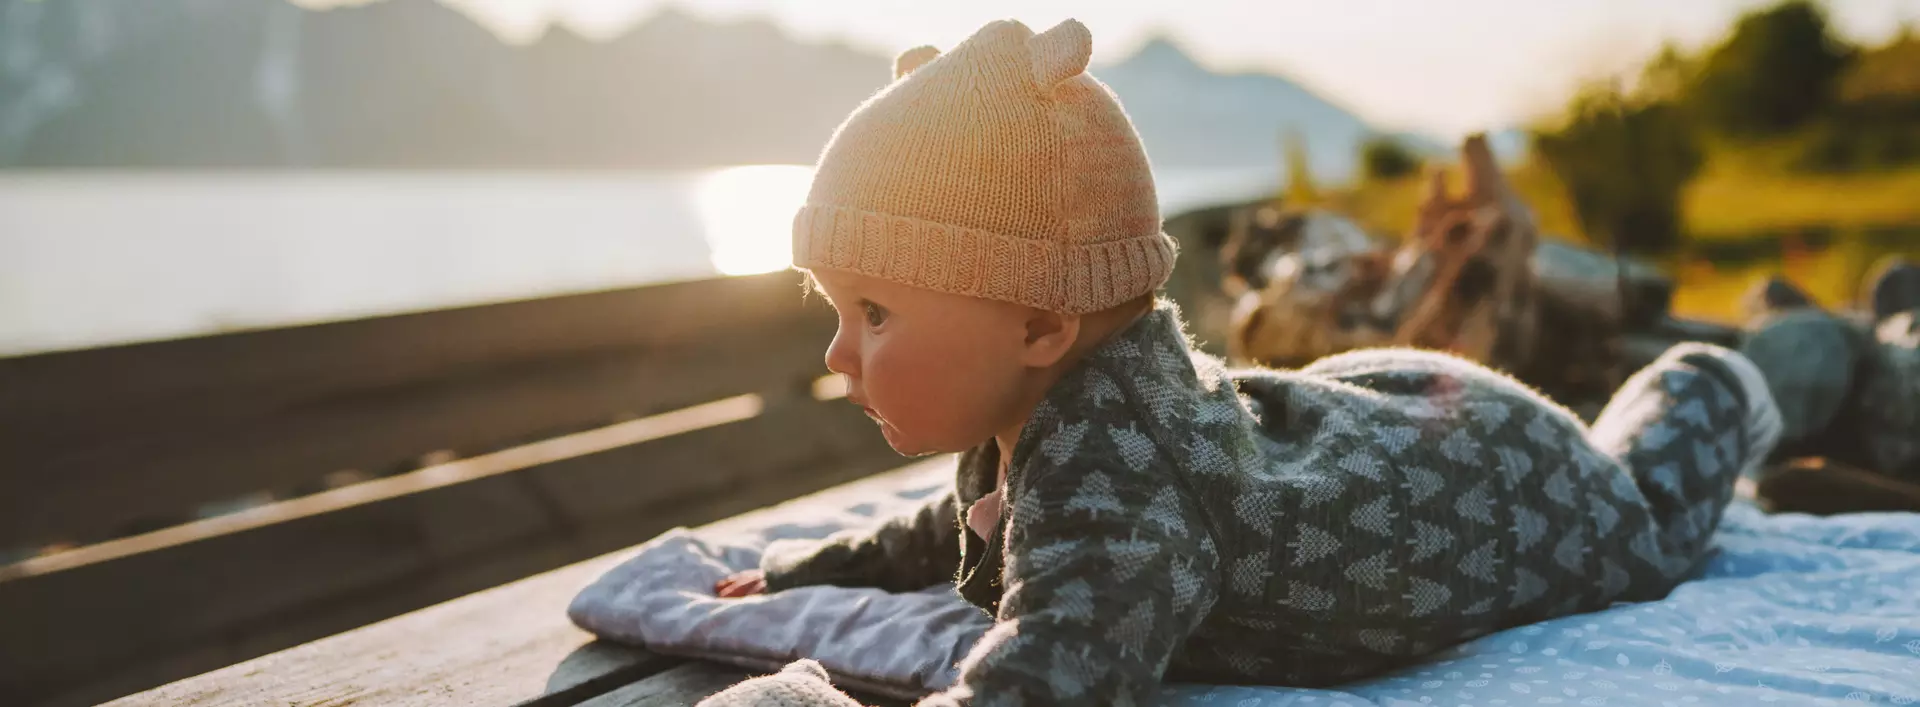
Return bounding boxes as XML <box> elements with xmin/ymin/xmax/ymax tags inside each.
<box><xmin>105</xmin><ymin>459</ymin><xmax>953</xmax><ymax>707</ymax></box>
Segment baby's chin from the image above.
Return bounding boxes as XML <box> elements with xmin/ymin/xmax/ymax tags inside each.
<box><xmin>875</xmin><ymin>422</ymin><xmax>972</xmax><ymax>458</ymax></box>
<box><xmin>878</xmin><ymin>425</ymin><xmax>937</xmax><ymax>457</ymax></box>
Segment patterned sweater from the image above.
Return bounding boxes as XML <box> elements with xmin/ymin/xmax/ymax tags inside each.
<box><xmin>759</xmin><ymin>299</ymin><xmax>1744</xmax><ymax>706</ymax></box>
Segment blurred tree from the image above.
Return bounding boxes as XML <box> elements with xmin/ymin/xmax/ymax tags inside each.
<box><xmin>1360</xmin><ymin>135</ymin><xmax>1422</xmax><ymax>181</ymax></box>
<box><xmin>1800</xmin><ymin>30</ymin><xmax>1920</xmax><ymax>171</ymax></box>
<box><xmin>1637</xmin><ymin>43</ymin><xmax>1695</xmax><ymax>103</ymax></box>
<box><xmin>1687</xmin><ymin>0</ymin><xmax>1854</xmax><ymax>138</ymax></box>
<box><xmin>1533</xmin><ymin>83</ymin><xmax>1704</xmax><ymax>254</ymax></box>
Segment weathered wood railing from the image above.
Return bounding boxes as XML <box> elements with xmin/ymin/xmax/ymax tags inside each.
<box><xmin>107</xmin><ymin>458</ymin><xmax>955</xmax><ymax>707</ymax></box>
<box><xmin>0</xmin><ymin>272</ymin><xmax>904</xmax><ymax>706</ymax></box>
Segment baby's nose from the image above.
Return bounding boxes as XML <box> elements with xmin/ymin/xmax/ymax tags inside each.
<box><xmin>823</xmin><ymin>331</ymin><xmax>859</xmax><ymax>377</ymax></box>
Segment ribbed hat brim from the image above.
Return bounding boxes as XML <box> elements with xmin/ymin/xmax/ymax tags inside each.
<box><xmin>793</xmin><ymin>203</ymin><xmax>1176</xmax><ymax>314</ymax></box>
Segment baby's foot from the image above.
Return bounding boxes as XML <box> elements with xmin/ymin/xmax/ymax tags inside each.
<box><xmin>1667</xmin><ymin>343</ymin><xmax>1785</xmax><ymax>481</ymax></box>
<box><xmin>1866</xmin><ymin>257</ymin><xmax>1920</xmax><ymax>321</ymax></box>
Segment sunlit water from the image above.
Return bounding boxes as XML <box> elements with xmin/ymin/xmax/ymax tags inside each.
<box><xmin>0</xmin><ymin>166</ymin><xmax>1275</xmax><ymax>357</ymax></box>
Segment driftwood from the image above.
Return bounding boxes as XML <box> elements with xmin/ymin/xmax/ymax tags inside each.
<box><xmin>1227</xmin><ymin>135</ymin><xmax>1555</xmax><ymax>370</ymax></box>
<box><xmin>1220</xmin><ymin>134</ymin><xmax>1725</xmax><ymax>416</ymax></box>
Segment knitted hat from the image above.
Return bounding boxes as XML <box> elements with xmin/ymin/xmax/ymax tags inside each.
<box><xmin>791</xmin><ymin>18</ymin><xmax>1176</xmax><ymax>314</ymax></box>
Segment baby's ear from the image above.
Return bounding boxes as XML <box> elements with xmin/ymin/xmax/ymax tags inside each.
<box><xmin>894</xmin><ymin>45</ymin><xmax>940</xmax><ymax>79</ymax></box>
<box><xmin>1027</xmin><ymin>309</ymin><xmax>1084</xmax><ymax>369</ymax></box>
<box><xmin>1028</xmin><ymin>18</ymin><xmax>1092</xmax><ymax>90</ymax></box>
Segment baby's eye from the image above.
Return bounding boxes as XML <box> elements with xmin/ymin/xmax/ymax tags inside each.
<box><xmin>862</xmin><ymin>301</ymin><xmax>889</xmax><ymax>328</ymax></box>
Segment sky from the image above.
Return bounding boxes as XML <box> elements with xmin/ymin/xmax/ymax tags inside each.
<box><xmin>420</xmin><ymin>0</ymin><xmax>1920</xmax><ymax>140</ymax></box>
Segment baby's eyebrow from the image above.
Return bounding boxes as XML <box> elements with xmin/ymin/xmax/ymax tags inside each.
<box><xmin>801</xmin><ymin>273</ymin><xmax>838</xmax><ymax>304</ymax></box>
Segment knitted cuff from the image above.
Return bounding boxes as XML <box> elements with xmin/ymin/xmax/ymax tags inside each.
<box><xmin>695</xmin><ymin>660</ymin><xmax>866</xmax><ymax>707</ymax></box>
<box><xmin>793</xmin><ymin>204</ymin><xmax>1176</xmax><ymax>315</ymax></box>
<box><xmin>759</xmin><ymin>538</ymin><xmax>830</xmax><ymax>592</ymax></box>
<box><xmin>1666</xmin><ymin>343</ymin><xmax>1784</xmax><ymax>481</ymax></box>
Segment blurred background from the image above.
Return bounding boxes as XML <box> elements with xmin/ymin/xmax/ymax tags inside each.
<box><xmin>6</xmin><ymin>0</ymin><xmax>1917</xmax><ymax>358</ymax></box>
<box><xmin>3</xmin><ymin>1</ymin><xmax>1920</xmax><ymax>704</ymax></box>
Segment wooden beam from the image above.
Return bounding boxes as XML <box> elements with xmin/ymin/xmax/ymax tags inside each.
<box><xmin>573</xmin><ymin>663</ymin><xmax>755</xmax><ymax>707</ymax></box>
<box><xmin>575</xmin><ymin>662</ymin><xmax>916</xmax><ymax>707</ymax></box>
<box><xmin>0</xmin><ymin>272</ymin><xmax>833</xmax><ymax>550</ymax></box>
<box><xmin>2</xmin><ymin>398</ymin><xmax>909</xmax><ymax>706</ymax></box>
<box><xmin>98</xmin><ymin>458</ymin><xmax>956</xmax><ymax>707</ymax></box>
<box><xmin>0</xmin><ymin>396</ymin><xmax>762</xmax><ymax>581</ymax></box>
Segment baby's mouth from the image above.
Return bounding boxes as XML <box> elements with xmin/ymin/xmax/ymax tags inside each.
<box><xmin>850</xmin><ymin>396</ymin><xmax>888</xmax><ymax>427</ymax></box>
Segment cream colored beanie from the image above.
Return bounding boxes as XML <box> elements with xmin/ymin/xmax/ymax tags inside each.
<box><xmin>791</xmin><ymin>18</ymin><xmax>1175</xmax><ymax>314</ymax></box>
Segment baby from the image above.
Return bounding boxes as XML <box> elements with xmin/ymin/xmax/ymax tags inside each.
<box><xmin>704</xmin><ymin>18</ymin><xmax>1783</xmax><ymax>707</ymax></box>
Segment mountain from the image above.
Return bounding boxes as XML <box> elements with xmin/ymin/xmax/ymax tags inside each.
<box><xmin>0</xmin><ymin>0</ymin><xmax>889</xmax><ymax>168</ymax></box>
<box><xmin>1484</xmin><ymin>127</ymin><xmax>1533</xmax><ymax>163</ymax></box>
<box><xmin>1094</xmin><ymin>37</ymin><xmax>1382</xmax><ymax>179</ymax></box>
<box><xmin>0</xmin><ymin>0</ymin><xmax>1421</xmax><ymax>174</ymax></box>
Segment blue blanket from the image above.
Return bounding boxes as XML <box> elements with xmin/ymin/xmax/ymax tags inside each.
<box><xmin>572</xmin><ymin>462</ymin><xmax>1920</xmax><ymax>706</ymax></box>
<box><xmin>1172</xmin><ymin>503</ymin><xmax>1920</xmax><ymax>706</ymax></box>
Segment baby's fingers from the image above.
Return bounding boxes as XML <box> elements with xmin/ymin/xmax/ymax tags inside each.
<box><xmin>713</xmin><ymin>571</ymin><xmax>766</xmax><ymax>597</ymax></box>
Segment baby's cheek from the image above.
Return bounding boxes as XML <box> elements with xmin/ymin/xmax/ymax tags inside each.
<box><xmin>891</xmin><ymin>380</ymin><xmax>963</xmax><ymax>436</ymax></box>
<box><xmin>865</xmin><ymin>349</ymin><xmax>939</xmax><ymax>416</ymax></box>
<box><xmin>871</xmin><ymin>335</ymin><xmax>1006</xmax><ymax>449</ymax></box>
<box><xmin>897</xmin><ymin>373</ymin><xmax>985</xmax><ymax>449</ymax></box>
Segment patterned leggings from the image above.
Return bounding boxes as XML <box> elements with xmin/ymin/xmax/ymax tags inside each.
<box><xmin>1582</xmin><ymin>343</ymin><xmax>1776</xmax><ymax>596</ymax></box>
<box><xmin>1198</xmin><ymin>342</ymin><xmax>1781</xmax><ymax>687</ymax></box>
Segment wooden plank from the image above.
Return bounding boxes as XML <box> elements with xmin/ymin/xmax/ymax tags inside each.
<box><xmin>0</xmin><ymin>271</ymin><xmax>834</xmax><ymax>550</ymax></box>
<box><xmin>574</xmin><ymin>663</ymin><xmax>754</xmax><ymax>707</ymax></box>
<box><xmin>101</xmin><ymin>457</ymin><xmax>957</xmax><ymax>707</ymax></box>
<box><xmin>97</xmin><ymin>547</ymin><xmax>673</xmax><ymax>707</ymax></box>
<box><xmin>578</xmin><ymin>663</ymin><xmax>917</xmax><ymax>707</ymax></box>
<box><xmin>1</xmin><ymin>397</ymin><xmax>909</xmax><ymax>707</ymax></box>
<box><xmin>0</xmin><ymin>273</ymin><xmax>813</xmax><ymax>422</ymax></box>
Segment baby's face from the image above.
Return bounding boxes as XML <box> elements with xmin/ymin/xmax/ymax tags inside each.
<box><xmin>809</xmin><ymin>270</ymin><xmax>1036</xmax><ymax>456</ymax></box>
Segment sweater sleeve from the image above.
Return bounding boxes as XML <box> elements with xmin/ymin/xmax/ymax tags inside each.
<box><xmin>918</xmin><ymin>419</ymin><xmax>1222</xmax><ymax>707</ymax></box>
<box><xmin>760</xmin><ymin>489</ymin><xmax>965</xmax><ymax>593</ymax></box>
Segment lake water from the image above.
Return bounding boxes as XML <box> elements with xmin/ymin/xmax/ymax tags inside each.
<box><xmin>0</xmin><ymin>166</ymin><xmax>1275</xmax><ymax>357</ymax></box>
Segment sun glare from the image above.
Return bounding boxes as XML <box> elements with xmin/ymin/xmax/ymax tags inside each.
<box><xmin>695</xmin><ymin>165</ymin><xmax>815</xmax><ymax>276</ymax></box>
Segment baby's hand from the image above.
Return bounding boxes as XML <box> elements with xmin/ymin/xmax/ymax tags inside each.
<box><xmin>714</xmin><ymin>570</ymin><xmax>767</xmax><ymax>598</ymax></box>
